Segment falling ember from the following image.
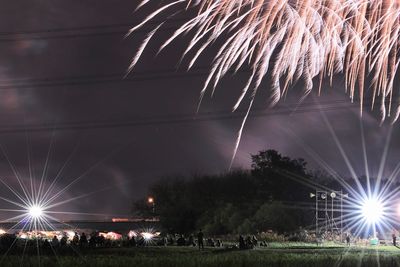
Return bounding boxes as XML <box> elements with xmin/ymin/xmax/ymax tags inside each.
<box><xmin>129</xmin><ymin>0</ymin><xmax>400</xmax><ymax>165</ymax></box>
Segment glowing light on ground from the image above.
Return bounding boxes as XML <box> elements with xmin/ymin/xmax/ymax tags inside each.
<box><xmin>142</xmin><ymin>232</ymin><xmax>154</xmax><ymax>241</ymax></box>
<box><xmin>136</xmin><ymin>228</ymin><xmax>161</xmax><ymax>245</ymax></box>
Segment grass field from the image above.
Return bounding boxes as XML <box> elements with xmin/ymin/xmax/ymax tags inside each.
<box><xmin>2</xmin><ymin>243</ymin><xmax>400</xmax><ymax>267</ymax></box>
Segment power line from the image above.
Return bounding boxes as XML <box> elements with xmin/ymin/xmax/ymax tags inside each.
<box><xmin>0</xmin><ymin>17</ymin><xmax>189</xmax><ymax>36</ymax></box>
<box><xmin>0</xmin><ymin>68</ymin><xmax>386</xmax><ymax>113</ymax></box>
<box><xmin>0</xmin><ymin>23</ymin><xmax>132</xmax><ymax>36</ymax></box>
<box><xmin>0</xmin><ymin>63</ymin><xmax>379</xmax><ymax>118</ymax></box>
<box><xmin>0</xmin><ymin>70</ymin><xmax>208</xmax><ymax>89</ymax></box>
<box><xmin>0</xmin><ymin>66</ymin><xmax>358</xmax><ymax>96</ymax></box>
<box><xmin>0</xmin><ymin>66</ymin><xmax>239</xmax><ymax>89</ymax></box>
<box><xmin>0</xmin><ymin>26</ymin><xmax>173</xmax><ymax>42</ymax></box>
<box><xmin>0</xmin><ymin>66</ymin><xmax>209</xmax><ymax>85</ymax></box>
<box><xmin>0</xmin><ymin>65</ymin><xmax>378</xmax><ymax>117</ymax></box>
<box><xmin>0</xmin><ymin>101</ymin><xmax>375</xmax><ymax>134</ymax></box>
<box><xmin>0</xmin><ymin>18</ymin><xmax>189</xmax><ymax>42</ymax></box>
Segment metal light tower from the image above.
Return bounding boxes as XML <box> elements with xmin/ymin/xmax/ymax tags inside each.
<box><xmin>311</xmin><ymin>190</ymin><xmax>347</xmax><ymax>239</ymax></box>
<box><xmin>329</xmin><ymin>191</ymin><xmax>341</xmax><ymax>235</ymax></box>
<box><xmin>310</xmin><ymin>190</ymin><xmax>328</xmax><ymax>235</ymax></box>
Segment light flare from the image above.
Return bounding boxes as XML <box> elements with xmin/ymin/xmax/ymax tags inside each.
<box><xmin>141</xmin><ymin>232</ymin><xmax>154</xmax><ymax>241</ymax></box>
<box><xmin>360</xmin><ymin>197</ymin><xmax>385</xmax><ymax>224</ymax></box>
<box><xmin>28</xmin><ymin>205</ymin><xmax>43</xmax><ymax>219</ymax></box>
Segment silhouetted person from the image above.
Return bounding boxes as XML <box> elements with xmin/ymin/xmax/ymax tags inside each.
<box><xmin>60</xmin><ymin>235</ymin><xmax>68</xmax><ymax>247</ymax></box>
<box><xmin>80</xmin><ymin>232</ymin><xmax>88</xmax><ymax>248</ymax></box>
<box><xmin>89</xmin><ymin>234</ymin><xmax>96</xmax><ymax>247</ymax></box>
<box><xmin>43</xmin><ymin>239</ymin><xmax>50</xmax><ymax>250</ymax></box>
<box><xmin>104</xmin><ymin>238</ymin><xmax>112</xmax><ymax>247</ymax></box>
<box><xmin>216</xmin><ymin>239</ymin><xmax>222</xmax><ymax>247</ymax></box>
<box><xmin>252</xmin><ymin>235</ymin><xmax>258</xmax><ymax>247</ymax></box>
<box><xmin>51</xmin><ymin>236</ymin><xmax>59</xmax><ymax>248</ymax></box>
<box><xmin>129</xmin><ymin>236</ymin><xmax>137</xmax><ymax>247</ymax></box>
<box><xmin>0</xmin><ymin>234</ymin><xmax>16</xmax><ymax>249</ymax></box>
<box><xmin>157</xmin><ymin>236</ymin><xmax>166</xmax><ymax>246</ymax></box>
<box><xmin>246</xmin><ymin>236</ymin><xmax>253</xmax><ymax>249</ymax></box>
<box><xmin>393</xmin><ymin>233</ymin><xmax>397</xmax><ymax>246</ymax></box>
<box><xmin>197</xmin><ymin>229</ymin><xmax>204</xmax><ymax>250</ymax></box>
<box><xmin>346</xmin><ymin>233</ymin><xmax>350</xmax><ymax>246</ymax></box>
<box><xmin>239</xmin><ymin>235</ymin><xmax>246</xmax><ymax>250</ymax></box>
<box><xmin>177</xmin><ymin>235</ymin><xmax>186</xmax><ymax>246</ymax></box>
<box><xmin>207</xmin><ymin>238</ymin><xmax>215</xmax><ymax>247</ymax></box>
<box><xmin>188</xmin><ymin>235</ymin><xmax>195</xmax><ymax>246</ymax></box>
<box><xmin>98</xmin><ymin>235</ymin><xmax>105</xmax><ymax>247</ymax></box>
<box><xmin>167</xmin><ymin>234</ymin><xmax>174</xmax><ymax>246</ymax></box>
<box><xmin>72</xmin><ymin>233</ymin><xmax>79</xmax><ymax>246</ymax></box>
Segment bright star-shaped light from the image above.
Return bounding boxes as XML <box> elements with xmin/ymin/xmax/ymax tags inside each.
<box><xmin>28</xmin><ymin>205</ymin><xmax>43</xmax><ymax>219</ymax></box>
<box><xmin>142</xmin><ymin>232</ymin><xmax>154</xmax><ymax>241</ymax></box>
<box><xmin>361</xmin><ymin>197</ymin><xmax>384</xmax><ymax>224</ymax></box>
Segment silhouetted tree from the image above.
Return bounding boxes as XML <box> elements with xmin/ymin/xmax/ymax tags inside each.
<box><xmin>132</xmin><ymin>149</ymin><xmax>346</xmax><ymax>234</ymax></box>
<box><xmin>251</xmin><ymin>149</ymin><xmax>309</xmax><ymax>202</ymax></box>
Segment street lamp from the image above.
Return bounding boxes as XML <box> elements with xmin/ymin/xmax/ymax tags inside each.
<box><xmin>148</xmin><ymin>197</ymin><xmax>155</xmax><ymax>214</ymax></box>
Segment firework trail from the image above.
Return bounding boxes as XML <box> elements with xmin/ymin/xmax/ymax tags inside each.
<box><xmin>129</xmin><ymin>0</ymin><xmax>400</xmax><ymax>166</ymax></box>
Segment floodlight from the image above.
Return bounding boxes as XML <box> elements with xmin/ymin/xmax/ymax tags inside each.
<box><xmin>310</xmin><ymin>193</ymin><xmax>315</xmax><ymax>198</ymax></box>
<box><xmin>28</xmin><ymin>205</ymin><xmax>43</xmax><ymax>219</ymax></box>
<box><xmin>321</xmin><ymin>193</ymin><xmax>327</xmax><ymax>199</ymax></box>
<box><xmin>361</xmin><ymin>198</ymin><xmax>384</xmax><ymax>224</ymax></box>
<box><xmin>142</xmin><ymin>232</ymin><xmax>154</xmax><ymax>241</ymax></box>
<box><xmin>330</xmin><ymin>192</ymin><xmax>336</xmax><ymax>198</ymax></box>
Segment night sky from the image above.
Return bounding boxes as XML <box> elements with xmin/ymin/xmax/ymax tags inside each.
<box><xmin>0</xmin><ymin>0</ymin><xmax>398</xmax><ymax>220</ymax></box>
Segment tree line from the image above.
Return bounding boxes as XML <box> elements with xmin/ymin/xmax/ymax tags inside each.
<box><xmin>132</xmin><ymin>149</ymin><xmax>384</xmax><ymax>235</ymax></box>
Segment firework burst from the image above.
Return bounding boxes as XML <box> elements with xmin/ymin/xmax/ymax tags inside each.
<box><xmin>129</xmin><ymin>0</ymin><xmax>400</xmax><ymax>165</ymax></box>
<box><xmin>130</xmin><ymin>0</ymin><xmax>400</xmax><ymax>119</ymax></box>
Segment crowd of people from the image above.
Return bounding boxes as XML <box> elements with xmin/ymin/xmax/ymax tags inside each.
<box><xmin>1</xmin><ymin>228</ymin><xmax>397</xmax><ymax>252</ymax></box>
<box><xmin>161</xmin><ymin>230</ymin><xmax>224</xmax><ymax>248</ymax></box>
<box><xmin>0</xmin><ymin>229</ymin><xmax>269</xmax><ymax>251</ymax></box>
<box><xmin>0</xmin><ymin>231</ymin><xmax>149</xmax><ymax>251</ymax></box>
<box><xmin>160</xmin><ymin>230</ymin><xmax>270</xmax><ymax>250</ymax></box>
